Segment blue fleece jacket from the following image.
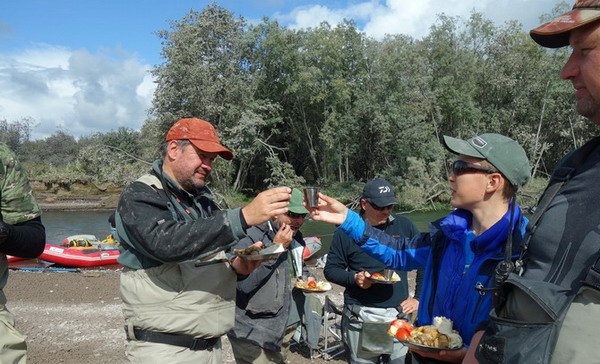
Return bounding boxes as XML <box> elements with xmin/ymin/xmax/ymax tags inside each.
<box><xmin>338</xmin><ymin>206</ymin><xmax>527</xmax><ymax>345</ymax></box>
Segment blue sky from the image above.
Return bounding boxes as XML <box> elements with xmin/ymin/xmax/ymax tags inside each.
<box><xmin>0</xmin><ymin>0</ymin><xmax>565</xmax><ymax>139</ymax></box>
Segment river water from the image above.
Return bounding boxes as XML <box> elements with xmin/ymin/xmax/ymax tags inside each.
<box><xmin>41</xmin><ymin>209</ymin><xmax>449</xmax><ymax>254</ymax></box>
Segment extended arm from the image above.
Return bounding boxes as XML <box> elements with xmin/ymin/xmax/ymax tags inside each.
<box><xmin>310</xmin><ymin>193</ymin><xmax>431</xmax><ymax>270</ymax></box>
<box><xmin>339</xmin><ymin>210</ymin><xmax>431</xmax><ymax>270</ymax></box>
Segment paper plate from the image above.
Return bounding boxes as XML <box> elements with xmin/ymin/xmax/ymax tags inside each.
<box><xmin>294</xmin><ymin>280</ymin><xmax>332</xmax><ymax>293</ymax></box>
<box><xmin>235</xmin><ymin>244</ymin><xmax>285</xmax><ymax>260</ymax></box>
<box><xmin>398</xmin><ymin>340</ymin><xmax>461</xmax><ymax>353</ymax></box>
<box><xmin>370</xmin><ymin>271</ymin><xmax>401</xmax><ymax>284</ymax></box>
<box><xmin>295</xmin><ymin>284</ymin><xmax>332</xmax><ymax>293</ymax></box>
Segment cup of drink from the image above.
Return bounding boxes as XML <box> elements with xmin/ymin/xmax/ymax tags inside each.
<box><xmin>303</xmin><ymin>187</ymin><xmax>320</xmax><ymax>208</ymax></box>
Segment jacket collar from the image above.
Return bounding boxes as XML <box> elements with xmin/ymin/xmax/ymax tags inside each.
<box><xmin>439</xmin><ymin>206</ymin><xmax>525</xmax><ymax>255</ymax></box>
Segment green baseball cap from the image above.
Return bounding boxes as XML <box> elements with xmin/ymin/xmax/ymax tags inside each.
<box><xmin>442</xmin><ymin>133</ymin><xmax>531</xmax><ymax>188</ymax></box>
<box><xmin>289</xmin><ymin>188</ymin><xmax>309</xmax><ymax>214</ymax></box>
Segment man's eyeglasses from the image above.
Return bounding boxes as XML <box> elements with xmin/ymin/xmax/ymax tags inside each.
<box><xmin>367</xmin><ymin>201</ymin><xmax>393</xmax><ymax>211</ymax></box>
<box><xmin>449</xmin><ymin>160</ymin><xmax>498</xmax><ymax>176</ymax></box>
<box><xmin>286</xmin><ymin>211</ymin><xmax>307</xmax><ymax>219</ymax></box>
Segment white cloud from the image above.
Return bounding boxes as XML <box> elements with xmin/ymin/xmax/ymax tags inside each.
<box><xmin>278</xmin><ymin>0</ymin><xmax>563</xmax><ymax>39</ymax></box>
<box><xmin>0</xmin><ymin>44</ymin><xmax>155</xmax><ymax>140</ymax></box>
<box><xmin>277</xmin><ymin>2</ymin><xmax>377</xmax><ymax>29</ymax></box>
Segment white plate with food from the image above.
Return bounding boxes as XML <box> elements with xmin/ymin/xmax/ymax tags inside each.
<box><xmin>398</xmin><ymin>340</ymin><xmax>462</xmax><ymax>353</ymax></box>
<box><xmin>233</xmin><ymin>243</ymin><xmax>285</xmax><ymax>260</ymax></box>
<box><xmin>369</xmin><ymin>270</ymin><xmax>401</xmax><ymax>284</ymax></box>
<box><xmin>395</xmin><ymin>317</ymin><xmax>463</xmax><ymax>353</ymax></box>
<box><xmin>294</xmin><ymin>279</ymin><xmax>332</xmax><ymax>293</ymax></box>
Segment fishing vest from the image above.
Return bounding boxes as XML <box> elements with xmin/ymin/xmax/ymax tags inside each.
<box><xmin>118</xmin><ymin>173</ymin><xmax>236</xmax><ymax>338</ymax></box>
<box><xmin>476</xmin><ymin>137</ymin><xmax>600</xmax><ymax>363</ymax></box>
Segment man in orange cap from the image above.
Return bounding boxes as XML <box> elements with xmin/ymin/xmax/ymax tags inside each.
<box><xmin>466</xmin><ymin>2</ymin><xmax>600</xmax><ymax>363</ymax></box>
<box><xmin>114</xmin><ymin>117</ymin><xmax>292</xmax><ymax>363</ymax></box>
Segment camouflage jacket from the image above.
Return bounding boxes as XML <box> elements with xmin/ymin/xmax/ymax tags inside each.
<box><xmin>0</xmin><ymin>143</ymin><xmax>40</xmax><ymax>224</ymax></box>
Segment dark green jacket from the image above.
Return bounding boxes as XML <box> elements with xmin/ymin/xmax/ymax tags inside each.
<box><xmin>116</xmin><ymin>160</ymin><xmax>246</xmax><ymax>269</ymax></box>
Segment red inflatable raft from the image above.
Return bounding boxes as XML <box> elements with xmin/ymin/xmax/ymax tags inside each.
<box><xmin>39</xmin><ymin>235</ymin><xmax>120</xmax><ymax>267</ymax></box>
<box><xmin>39</xmin><ymin>244</ymin><xmax>120</xmax><ymax>267</ymax></box>
<box><xmin>7</xmin><ymin>256</ymin><xmax>26</xmax><ymax>263</ymax></box>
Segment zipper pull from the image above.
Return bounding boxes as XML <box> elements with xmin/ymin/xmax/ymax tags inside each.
<box><xmin>475</xmin><ymin>282</ymin><xmax>493</xmax><ymax>296</ymax></box>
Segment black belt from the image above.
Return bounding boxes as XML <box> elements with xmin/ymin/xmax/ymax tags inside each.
<box><xmin>128</xmin><ymin>327</ymin><xmax>218</xmax><ymax>351</ymax></box>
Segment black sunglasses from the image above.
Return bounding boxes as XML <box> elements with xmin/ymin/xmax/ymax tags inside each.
<box><xmin>449</xmin><ymin>160</ymin><xmax>498</xmax><ymax>176</ymax></box>
<box><xmin>367</xmin><ymin>201</ymin><xmax>393</xmax><ymax>211</ymax></box>
<box><xmin>286</xmin><ymin>211</ymin><xmax>307</xmax><ymax>219</ymax></box>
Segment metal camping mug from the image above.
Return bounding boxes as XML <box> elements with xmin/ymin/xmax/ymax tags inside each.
<box><xmin>304</xmin><ymin>187</ymin><xmax>320</xmax><ymax>208</ymax></box>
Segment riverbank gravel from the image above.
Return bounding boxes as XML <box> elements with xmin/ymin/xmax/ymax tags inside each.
<box><xmin>6</xmin><ymin>263</ymin><xmax>417</xmax><ymax>363</ymax></box>
<box><xmin>5</xmin><ymin>267</ymin><xmax>349</xmax><ymax>364</ymax></box>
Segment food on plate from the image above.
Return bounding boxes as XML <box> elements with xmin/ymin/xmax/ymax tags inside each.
<box><xmin>295</xmin><ymin>278</ymin><xmax>332</xmax><ymax>291</ymax></box>
<box><xmin>233</xmin><ymin>244</ymin><xmax>265</xmax><ymax>256</ymax></box>
<box><xmin>387</xmin><ymin>319</ymin><xmax>414</xmax><ymax>340</ymax></box>
<box><xmin>370</xmin><ymin>270</ymin><xmax>400</xmax><ymax>282</ymax></box>
<box><xmin>405</xmin><ymin>316</ymin><xmax>463</xmax><ymax>349</ymax></box>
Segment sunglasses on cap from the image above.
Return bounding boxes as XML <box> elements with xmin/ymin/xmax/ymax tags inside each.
<box><xmin>449</xmin><ymin>160</ymin><xmax>498</xmax><ymax>176</ymax></box>
<box><xmin>367</xmin><ymin>201</ymin><xmax>394</xmax><ymax>211</ymax></box>
<box><xmin>286</xmin><ymin>211</ymin><xmax>307</xmax><ymax>219</ymax></box>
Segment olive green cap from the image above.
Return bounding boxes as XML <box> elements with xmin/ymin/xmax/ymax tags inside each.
<box><xmin>443</xmin><ymin>133</ymin><xmax>531</xmax><ymax>188</ymax></box>
<box><xmin>289</xmin><ymin>188</ymin><xmax>309</xmax><ymax>214</ymax></box>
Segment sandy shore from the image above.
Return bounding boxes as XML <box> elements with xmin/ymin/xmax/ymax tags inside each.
<box><xmin>4</xmin><ymin>265</ymin><xmax>349</xmax><ymax>364</ymax></box>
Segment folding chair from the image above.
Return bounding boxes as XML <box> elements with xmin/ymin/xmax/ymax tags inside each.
<box><xmin>321</xmin><ymin>295</ymin><xmax>345</xmax><ymax>360</ymax></box>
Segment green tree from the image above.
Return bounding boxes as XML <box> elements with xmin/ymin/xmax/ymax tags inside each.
<box><xmin>0</xmin><ymin>118</ymin><xmax>34</xmax><ymax>153</ymax></box>
<box><xmin>21</xmin><ymin>130</ymin><xmax>79</xmax><ymax>166</ymax></box>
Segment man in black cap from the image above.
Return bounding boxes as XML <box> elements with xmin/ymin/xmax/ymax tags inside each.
<box><xmin>466</xmin><ymin>2</ymin><xmax>600</xmax><ymax>363</ymax></box>
<box><xmin>324</xmin><ymin>178</ymin><xmax>423</xmax><ymax>364</ymax></box>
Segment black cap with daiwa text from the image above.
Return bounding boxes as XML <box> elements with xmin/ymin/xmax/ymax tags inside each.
<box><xmin>361</xmin><ymin>178</ymin><xmax>397</xmax><ymax>207</ymax></box>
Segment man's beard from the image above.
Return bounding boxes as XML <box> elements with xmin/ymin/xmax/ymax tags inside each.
<box><xmin>576</xmin><ymin>95</ymin><xmax>600</xmax><ymax>121</ymax></box>
<box><xmin>180</xmin><ymin>177</ymin><xmax>205</xmax><ymax>194</ymax></box>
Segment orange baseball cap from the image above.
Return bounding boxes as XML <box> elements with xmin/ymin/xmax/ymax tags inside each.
<box><xmin>530</xmin><ymin>0</ymin><xmax>600</xmax><ymax>48</ymax></box>
<box><xmin>165</xmin><ymin>118</ymin><xmax>233</xmax><ymax>160</ymax></box>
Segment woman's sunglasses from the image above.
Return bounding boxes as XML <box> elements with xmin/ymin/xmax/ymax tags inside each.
<box><xmin>449</xmin><ymin>160</ymin><xmax>498</xmax><ymax>176</ymax></box>
<box><xmin>286</xmin><ymin>211</ymin><xmax>307</xmax><ymax>219</ymax></box>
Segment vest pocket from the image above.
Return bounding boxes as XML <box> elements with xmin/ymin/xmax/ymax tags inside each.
<box><xmin>121</xmin><ymin>256</ymin><xmax>237</xmax><ymax>337</ymax></box>
<box><xmin>475</xmin><ymin>274</ymin><xmax>571</xmax><ymax>364</ymax></box>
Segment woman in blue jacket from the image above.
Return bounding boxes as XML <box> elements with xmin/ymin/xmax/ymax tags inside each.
<box><xmin>311</xmin><ymin>134</ymin><xmax>531</xmax><ymax>363</ymax></box>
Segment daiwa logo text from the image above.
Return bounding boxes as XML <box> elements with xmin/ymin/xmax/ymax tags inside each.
<box><xmin>378</xmin><ymin>186</ymin><xmax>391</xmax><ymax>194</ymax></box>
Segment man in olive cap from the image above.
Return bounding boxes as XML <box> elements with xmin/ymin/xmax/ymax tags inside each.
<box><xmin>115</xmin><ymin>117</ymin><xmax>292</xmax><ymax>363</ymax></box>
<box><xmin>466</xmin><ymin>2</ymin><xmax>600</xmax><ymax>363</ymax></box>
<box><xmin>228</xmin><ymin>188</ymin><xmax>310</xmax><ymax>363</ymax></box>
